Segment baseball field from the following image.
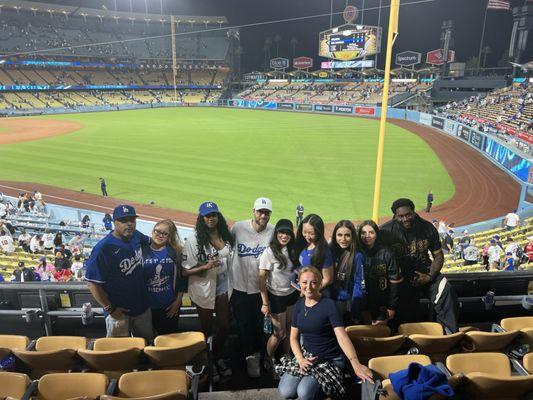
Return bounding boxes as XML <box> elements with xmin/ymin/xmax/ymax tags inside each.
<box><xmin>0</xmin><ymin>107</ymin><xmax>454</xmax><ymax>222</ymax></box>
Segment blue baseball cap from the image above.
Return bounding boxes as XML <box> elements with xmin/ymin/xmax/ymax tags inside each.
<box><xmin>199</xmin><ymin>201</ymin><xmax>219</xmax><ymax>216</ymax></box>
<box><xmin>113</xmin><ymin>204</ymin><xmax>138</xmax><ymax>221</ymax></box>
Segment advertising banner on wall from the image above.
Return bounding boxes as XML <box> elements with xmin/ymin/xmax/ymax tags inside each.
<box><xmin>277</xmin><ymin>102</ymin><xmax>294</xmax><ymax>110</ymax></box>
<box><xmin>270</xmin><ymin>57</ymin><xmax>289</xmax><ymax>70</ymax></box>
<box><xmin>355</xmin><ymin>106</ymin><xmax>376</xmax><ymax>116</ymax></box>
<box><xmin>395</xmin><ymin>51</ymin><xmax>422</xmax><ymax>67</ymax></box>
<box><xmin>293</xmin><ymin>57</ymin><xmax>313</xmax><ymax>69</ymax></box>
<box><xmin>457</xmin><ymin>125</ymin><xmax>470</xmax><ymax>141</ymax></box>
<box><xmin>419</xmin><ymin>112</ymin><xmax>432</xmax><ymax>126</ymax></box>
<box><xmin>232</xmin><ymin>99</ymin><xmax>277</xmax><ymax>109</ymax></box>
<box><xmin>431</xmin><ymin>116</ymin><xmax>445</xmax><ymax>130</ymax></box>
<box><xmin>469</xmin><ymin>131</ymin><xmax>485</xmax><ymax>149</ymax></box>
<box><xmin>295</xmin><ymin>103</ymin><xmax>313</xmax><ymax>111</ymax></box>
<box><xmin>320</xmin><ymin>60</ymin><xmax>374</xmax><ymax>69</ymax></box>
<box><xmin>443</xmin><ymin>119</ymin><xmax>457</xmax><ymax>135</ymax></box>
<box><xmin>334</xmin><ymin>105</ymin><xmax>354</xmax><ymax>114</ymax></box>
<box><xmin>314</xmin><ymin>104</ymin><xmax>333</xmax><ymax>112</ymax></box>
<box><xmin>484</xmin><ymin>138</ymin><xmax>531</xmax><ymax>182</ymax></box>
<box><xmin>426</xmin><ymin>49</ymin><xmax>456</xmax><ymax>65</ymax></box>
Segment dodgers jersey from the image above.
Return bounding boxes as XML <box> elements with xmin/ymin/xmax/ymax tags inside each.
<box><xmin>142</xmin><ymin>245</ymin><xmax>177</xmax><ymax>310</ymax></box>
<box><xmin>85</xmin><ymin>230</ymin><xmax>150</xmax><ymax>316</ymax></box>
<box><xmin>230</xmin><ymin>220</ymin><xmax>274</xmax><ymax>294</ymax></box>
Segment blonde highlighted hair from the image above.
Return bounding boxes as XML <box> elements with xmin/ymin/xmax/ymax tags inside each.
<box><xmin>297</xmin><ymin>266</ymin><xmax>323</xmax><ymax>296</ymax></box>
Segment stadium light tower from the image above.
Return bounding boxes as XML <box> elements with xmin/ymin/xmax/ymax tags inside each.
<box><xmin>440</xmin><ymin>20</ymin><xmax>454</xmax><ymax>76</ymax></box>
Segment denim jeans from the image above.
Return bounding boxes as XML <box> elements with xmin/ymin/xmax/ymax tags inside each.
<box><xmin>278</xmin><ymin>356</ymin><xmax>345</xmax><ymax>400</ymax></box>
<box><xmin>105</xmin><ymin>308</ymin><xmax>154</xmax><ymax>342</ymax></box>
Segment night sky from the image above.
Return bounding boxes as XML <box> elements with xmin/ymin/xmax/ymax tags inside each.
<box><xmin>41</xmin><ymin>0</ymin><xmax>530</xmax><ymax>71</ymax></box>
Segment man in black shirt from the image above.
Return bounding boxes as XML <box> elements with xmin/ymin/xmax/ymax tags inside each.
<box><xmin>380</xmin><ymin>198</ymin><xmax>459</xmax><ymax>333</ymax></box>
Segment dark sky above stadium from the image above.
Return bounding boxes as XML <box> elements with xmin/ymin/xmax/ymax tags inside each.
<box><xmin>47</xmin><ymin>0</ymin><xmax>529</xmax><ymax>71</ymax></box>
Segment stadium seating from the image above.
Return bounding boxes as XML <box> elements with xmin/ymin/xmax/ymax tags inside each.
<box><xmin>446</xmin><ymin>353</ymin><xmax>533</xmax><ymax>399</ymax></box>
<box><xmin>35</xmin><ymin>372</ymin><xmax>109</xmax><ymax>400</ymax></box>
<box><xmin>345</xmin><ymin>325</ymin><xmax>406</xmax><ymax>365</ymax></box>
<box><xmin>143</xmin><ymin>332</ymin><xmax>206</xmax><ymax>369</ymax></box>
<box><xmin>100</xmin><ymin>370</ymin><xmax>189</xmax><ymax>400</ymax></box>
<box><xmin>0</xmin><ymin>372</ymin><xmax>33</xmax><ymax>400</ymax></box>
<box><xmin>464</xmin><ymin>330</ymin><xmax>519</xmax><ymax>352</ymax></box>
<box><xmin>0</xmin><ymin>334</ymin><xmax>29</xmax><ymax>359</ymax></box>
<box><xmin>398</xmin><ymin>322</ymin><xmax>464</xmax><ymax>362</ymax></box>
<box><xmin>77</xmin><ymin>337</ymin><xmax>146</xmax><ymax>377</ymax></box>
<box><xmin>500</xmin><ymin>316</ymin><xmax>533</xmax><ymax>347</ymax></box>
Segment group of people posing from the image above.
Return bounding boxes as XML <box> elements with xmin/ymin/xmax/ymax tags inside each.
<box><xmin>85</xmin><ymin>197</ymin><xmax>459</xmax><ymax>400</ymax></box>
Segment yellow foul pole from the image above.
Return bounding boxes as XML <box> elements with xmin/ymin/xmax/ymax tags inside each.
<box><xmin>170</xmin><ymin>16</ymin><xmax>178</xmax><ymax>103</ymax></box>
<box><xmin>371</xmin><ymin>0</ymin><xmax>400</xmax><ymax>222</ymax></box>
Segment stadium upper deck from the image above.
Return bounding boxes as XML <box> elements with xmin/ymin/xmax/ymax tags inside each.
<box><xmin>0</xmin><ymin>0</ymin><xmax>230</xmax><ymax>61</ymax></box>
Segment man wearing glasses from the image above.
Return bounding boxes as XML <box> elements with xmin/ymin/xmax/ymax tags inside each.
<box><xmin>85</xmin><ymin>204</ymin><xmax>153</xmax><ymax>341</ymax></box>
<box><xmin>230</xmin><ymin>197</ymin><xmax>274</xmax><ymax>378</ymax></box>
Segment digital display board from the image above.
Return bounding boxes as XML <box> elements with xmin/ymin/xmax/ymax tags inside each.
<box><xmin>319</xmin><ymin>24</ymin><xmax>381</xmax><ymax>60</ymax></box>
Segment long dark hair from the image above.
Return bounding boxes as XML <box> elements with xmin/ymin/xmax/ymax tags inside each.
<box><xmin>330</xmin><ymin>220</ymin><xmax>357</xmax><ymax>279</ymax></box>
<box><xmin>270</xmin><ymin>220</ymin><xmax>297</xmax><ymax>270</ymax></box>
<box><xmin>295</xmin><ymin>213</ymin><xmax>328</xmax><ymax>268</ymax></box>
<box><xmin>358</xmin><ymin>220</ymin><xmax>382</xmax><ymax>253</ymax></box>
<box><xmin>195</xmin><ymin>212</ymin><xmax>234</xmax><ymax>250</ymax></box>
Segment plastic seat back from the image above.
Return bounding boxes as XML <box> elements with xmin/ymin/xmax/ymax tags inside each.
<box><xmin>0</xmin><ymin>335</ymin><xmax>29</xmax><ymax>351</ymax></box>
<box><xmin>500</xmin><ymin>317</ymin><xmax>533</xmax><ymax>331</ymax></box>
<box><xmin>0</xmin><ymin>372</ymin><xmax>31</xmax><ymax>399</ymax></box>
<box><xmin>346</xmin><ymin>325</ymin><xmax>391</xmax><ymax>338</ymax></box>
<box><xmin>465</xmin><ymin>330</ymin><xmax>519</xmax><ymax>352</ymax></box>
<box><xmin>398</xmin><ymin>322</ymin><xmax>444</xmax><ymax>336</ymax></box>
<box><xmin>114</xmin><ymin>370</ymin><xmax>188</xmax><ymax>399</ymax></box>
<box><xmin>93</xmin><ymin>337</ymin><xmax>146</xmax><ymax>351</ymax></box>
<box><xmin>35</xmin><ymin>336</ymin><xmax>87</xmax><ymax>351</ymax></box>
<box><xmin>144</xmin><ymin>332</ymin><xmax>205</xmax><ymax>368</ymax></box>
<box><xmin>37</xmin><ymin>372</ymin><xmax>108</xmax><ymax>400</ymax></box>
<box><xmin>369</xmin><ymin>354</ymin><xmax>432</xmax><ymax>380</ymax></box>
<box><xmin>446</xmin><ymin>352</ymin><xmax>511</xmax><ymax>376</ymax></box>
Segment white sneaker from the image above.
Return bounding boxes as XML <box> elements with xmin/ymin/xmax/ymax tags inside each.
<box><xmin>246</xmin><ymin>353</ymin><xmax>260</xmax><ymax>378</ymax></box>
<box><xmin>216</xmin><ymin>358</ymin><xmax>232</xmax><ymax>377</ymax></box>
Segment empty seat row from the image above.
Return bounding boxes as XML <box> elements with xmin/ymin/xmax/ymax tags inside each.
<box><xmin>0</xmin><ymin>370</ymin><xmax>190</xmax><ymax>400</ymax></box>
<box><xmin>347</xmin><ymin>317</ymin><xmax>533</xmax><ymax>365</ymax></box>
<box><xmin>365</xmin><ymin>352</ymin><xmax>533</xmax><ymax>400</ymax></box>
<box><xmin>0</xmin><ymin>333</ymin><xmax>206</xmax><ymax>378</ymax></box>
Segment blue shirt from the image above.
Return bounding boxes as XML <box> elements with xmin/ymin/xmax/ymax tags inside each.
<box><xmin>143</xmin><ymin>245</ymin><xmax>176</xmax><ymax>309</ymax></box>
<box><xmin>292</xmin><ymin>246</ymin><xmax>333</xmax><ymax>288</ymax></box>
<box><xmin>85</xmin><ymin>230</ymin><xmax>150</xmax><ymax>317</ymax></box>
<box><xmin>292</xmin><ymin>296</ymin><xmax>343</xmax><ymax>360</ymax></box>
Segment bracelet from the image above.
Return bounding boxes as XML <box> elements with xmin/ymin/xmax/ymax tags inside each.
<box><xmin>103</xmin><ymin>304</ymin><xmax>113</xmax><ymax>312</ymax></box>
<box><xmin>262</xmin><ymin>304</ymin><xmax>269</xmax><ymax>307</ymax></box>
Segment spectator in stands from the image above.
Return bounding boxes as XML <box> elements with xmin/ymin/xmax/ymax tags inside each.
<box><xmin>493</xmin><ymin>234</ymin><xmax>503</xmax><ymax>249</ymax></box>
<box><xmin>329</xmin><ymin>220</ymin><xmax>363</xmax><ymax>325</ymax></box>
<box><xmin>29</xmin><ymin>234</ymin><xmax>43</xmax><ymax>254</ymax></box>
<box><xmin>0</xmin><ymin>231</ymin><xmax>15</xmax><ymax>255</ymax></box>
<box><xmin>36</xmin><ymin>257</ymin><xmax>56</xmax><ymax>281</ymax></box>
<box><xmin>69</xmin><ymin>232</ymin><xmax>85</xmax><ymax>255</ymax></box>
<box><xmin>183</xmin><ymin>203</ymin><xmax>233</xmax><ymax>381</ymax></box>
<box><xmin>53</xmin><ymin>231</ymin><xmax>63</xmax><ymax>250</ymax></box>
<box><xmin>10</xmin><ymin>261</ymin><xmax>37</xmax><ymax>282</ymax></box>
<box><xmin>142</xmin><ymin>219</ymin><xmax>186</xmax><ymax>336</ymax></box>
<box><xmin>463</xmin><ymin>241</ymin><xmax>479</xmax><ymax>266</ymax></box>
<box><xmin>482</xmin><ymin>240</ymin><xmax>490</xmax><ymax>269</ymax></box>
<box><xmin>358</xmin><ymin>220</ymin><xmax>402</xmax><ymax>326</ymax></box>
<box><xmin>42</xmin><ymin>229</ymin><xmax>55</xmax><ymax>251</ymax></box>
<box><xmin>488</xmin><ymin>239</ymin><xmax>503</xmax><ymax>270</ymax></box>
<box><xmin>277</xmin><ymin>267</ymin><xmax>373</xmax><ymax>400</ymax></box>
<box><xmin>442</xmin><ymin>229</ymin><xmax>454</xmax><ymax>254</ymax></box>
<box><xmin>294</xmin><ymin>214</ymin><xmax>334</xmax><ymax>291</ymax></box>
<box><xmin>0</xmin><ymin>220</ymin><xmax>12</xmax><ymax>237</ymax></box>
<box><xmin>504</xmin><ymin>237</ymin><xmax>519</xmax><ymax>260</ymax></box>
<box><xmin>81</xmin><ymin>214</ymin><xmax>91</xmax><ymax>229</ymax></box>
<box><xmin>259</xmin><ymin>219</ymin><xmax>299</xmax><ymax>374</ymax></box>
<box><xmin>503</xmin><ymin>252</ymin><xmax>515</xmax><ymax>271</ymax></box>
<box><xmin>85</xmin><ymin>205</ymin><xmax>153</xmax><ymax>341</ymax></box>
<box><xmin>54</xmin><ymin>258</ymin><xmax>73</xmax><ymax>282</ymax></box>
<box><xmin>18</xmin><ymin>229</ymin><xmax>31</xmax><ymax>252</ymax></box>
<box><xmin>71</xmin><ymin>254</ymin><xmax>85</xmax><ymax>281</ymax></box>
<box><xmin>380</xmin><ymin>198</ymin><xmax>459</xmax><ymax>333</ymax></box>
<box><xmin>229</xmin><ymin>197</ymin><xmax>274</xmax><ymax>378</ymax></box>
<box><xmin>0</xmin><ymin>201</ymin><xmax>6</xmax><ymax>218</ymax></box>
<box><xmin>457</xmin><ymin>230</ymin><xmax>471</xmax><ymax>256</ymax></box>
<box><xmin>504</xmin><ymin>209</ymin><xmax>520</xmax><ymax>231</ymax></box>
<box><xmin>523</xmin><ymin>236</ymin><xmax>533</xmax><ymax>264</ymax></box>
<box><xmin>103</xmin><ymin>213</ymin><xmax>113</xmax><ymax>231</ymax></box>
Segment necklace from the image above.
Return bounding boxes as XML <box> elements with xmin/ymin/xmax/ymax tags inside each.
<box><xmin>304</xmin><ymin>305</ymin><xmax>312</xmax><ymax>317</ymax></box>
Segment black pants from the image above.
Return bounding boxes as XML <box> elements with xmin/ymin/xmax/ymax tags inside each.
<box><xmin>426</xmin><ymin>202</ymin><xmax>432</xmax><ymax>213</ymax></box>
<box><xmin>151</xmin><ymin>308</ymin><xmax>180</xmax><ymax>335</ymax></box>
<box><xmin>230</xmin><ymin>290</ymin><xmax>263</xmax><ymax>359</ymax></box>
<box><xmin>396</xmin><ymin>274</ymin><xmax>459</xmax><ymax>333</ymax></box>
<box><xmin>101</xmin><ymin>186</ymin><xmax>108</xmax><ymax>197</ymax></box>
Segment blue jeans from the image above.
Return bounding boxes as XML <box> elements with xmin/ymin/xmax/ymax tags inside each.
<box><xmin>278</xmin><ymin>356</ymin><xmax>344</xmax><ymax>400</ymax></box>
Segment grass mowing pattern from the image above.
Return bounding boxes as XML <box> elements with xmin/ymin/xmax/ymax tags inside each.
<box><xmin>0</xmin><ymin>107</ymin><xmax>454</xmax><ymax>222</ymax></box>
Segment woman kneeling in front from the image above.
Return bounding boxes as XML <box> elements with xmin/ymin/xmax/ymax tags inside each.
<box><xmin>277</xmin><ymin>266</ymin><xmax>373</xmax><ymax>400</ymax></box>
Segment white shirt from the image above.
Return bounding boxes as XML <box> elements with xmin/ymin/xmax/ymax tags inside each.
<box><xmin>182</xmin><ymin>233</ymin><xmax>232</xmax><ymax>309</ymax></box>
<box><xmin>0</xmin><ymin>235</ymin><xmax>15</xmax><ymax>253</ymax></box>
<box><xmin>259</xmin><ymin>246</ymin><xmax>295</xmax><ymax>296</ymax></box>
<box><xmin>42</xmin><ymin>233</ymin><xmax>55</xmax><ymax>249</ymax></box>
<box><xmin>488</xmin><ymin>245</ymin><xmax>503</xmax><ymax>263</ymax></box>
<box><xmin>29</xmin><ymin>236</ymin><xmax>42</xmax><ymax>253</ymax></box>
<box><xmin>18</xmin><ymin>233</ymin><xmax>31</xmax><ymax>244</ymax></box>
<box><xmin>505</xmin><ymin>213</ymin><xmax>520</xmax><ymax>227</ymax></box>
<box><xmin>0</xmin><ymin>203</ymin><xmax>6</xmax><ymax>216</ymax></box>
<box><xmin>230</xmin><ymin>220</ymin><xmax>274</xmax><ymax>295</ymax></box>
<box><xmin>505</xmin><ymin>243</ymin><xmax>519</xmax><ymax>257</ymax></box>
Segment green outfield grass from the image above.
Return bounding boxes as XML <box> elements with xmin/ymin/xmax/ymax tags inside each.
<box><xmin>0</xmin><ymin>107</ymin><xmax>454</xmax><ymax>222</ymax></box>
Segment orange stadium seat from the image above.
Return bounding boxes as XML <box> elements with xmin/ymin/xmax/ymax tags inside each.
<box><xmin>143</xmin><ymin>332</ymin><xmax>206</xmax><ymax>369</ymax></box>
<box><xmin>100</xmin><ymin>370</ymin><xmax>189</xmax><ymax>400</ymax></box>
<box><xmin>35</xmin><ymin>372</ymin><xmax>108</xmax><ymax>400</ymax></box>
<box><xmin>0</xmin><ymin>371</ymin><xmax>32</xmax><ymax>400</ymax></box>
<box><xmin>345</xmin><ymin>325</ymin><xmax>406</xmax><ymax>365</ymax></box>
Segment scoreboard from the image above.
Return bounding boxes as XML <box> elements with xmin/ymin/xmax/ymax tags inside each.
<box><xmin>328</xmin><ymin>31</ymin><xmax>366</xmax><ymax>53</ymax></box>
<box><xmin>319</xmin><ymin>24</ymin><xmax>381</xmax><ymax>61</ymax></box>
